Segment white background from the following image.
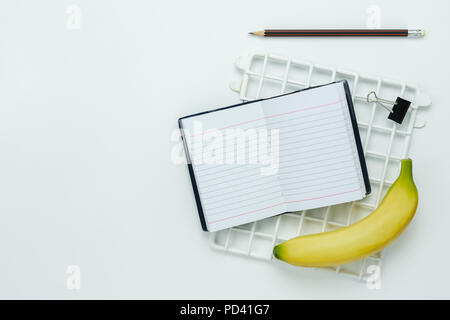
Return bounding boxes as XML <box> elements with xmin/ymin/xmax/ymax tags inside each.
<box><xmin>0</xmin><ymin>0</ymin><xmax>449</xmax><ymax>299</ymax></box>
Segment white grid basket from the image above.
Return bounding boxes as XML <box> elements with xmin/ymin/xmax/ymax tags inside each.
<box><xmin>209</xmin><ymin>50</ymin><xmax>431</xmax><ymax>281</ymax></box>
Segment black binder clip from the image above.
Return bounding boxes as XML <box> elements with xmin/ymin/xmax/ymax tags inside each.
<box><xmin>367</xmin><ymin>91</ymin><xmax>411</xmax><ymax>124</ymax></box>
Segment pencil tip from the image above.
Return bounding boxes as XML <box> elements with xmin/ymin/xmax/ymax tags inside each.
<box><xmin>250</xmin><ymin>30</ymin><xmax>265</xmax><ymax>37</ymax></box>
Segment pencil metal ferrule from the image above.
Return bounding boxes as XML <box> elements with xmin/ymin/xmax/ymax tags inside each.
<box><xmin>408</xmin><ymin>29</ymin><xmax>425</xmax><ymax>38</ymax></box>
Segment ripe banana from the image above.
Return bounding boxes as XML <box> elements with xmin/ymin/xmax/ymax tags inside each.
<box><xmin>273</xmin><ymin>158</ymin><xmax>418</xmax><ymax>267</ymax></box>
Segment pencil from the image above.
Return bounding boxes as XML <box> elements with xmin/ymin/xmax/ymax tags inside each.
<box><xmin>249</xmin><ymin>29</ymin><xmax>425</xmax><ymax>38</ymax></box>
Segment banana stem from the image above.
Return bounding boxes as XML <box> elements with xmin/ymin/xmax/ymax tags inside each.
<box><xmin>399</xmin><ymin>158</ymin><xmax>413</xmax><ymax>180</ymax></box>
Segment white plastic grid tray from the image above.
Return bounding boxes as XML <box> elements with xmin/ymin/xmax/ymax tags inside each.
<box><xmin>209</xmin><ymin>50</ymin><xmax>431</xmax><ymax>281</ymax></box>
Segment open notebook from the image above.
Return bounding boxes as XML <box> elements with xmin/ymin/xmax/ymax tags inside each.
<box><xmin>179</xmin><ymin>81</ymin><xmax>370</xmax><ymax>232</ymax></box>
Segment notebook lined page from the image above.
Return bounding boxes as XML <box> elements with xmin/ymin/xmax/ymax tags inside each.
<box><xmin>261</xmin><ymin>82</ymin><xmax>364</xmax><ymax>212</ymax></box>
<box><xmin>180</xmin><ymin>82</ymin><xmax>366</xmax><ymax>232</ymax></box>
<box><xmin>181</xmin><ymin>102</ymin><xmax>286</xmax><ymax>232</ymax></box>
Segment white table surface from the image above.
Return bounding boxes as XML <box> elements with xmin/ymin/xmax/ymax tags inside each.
<box><xmin>1</xmin><ymin>0</ymin><xmax>449</xmax><ymax>299</ymax></box>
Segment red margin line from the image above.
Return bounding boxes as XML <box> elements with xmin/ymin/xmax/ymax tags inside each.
<box><xmin>190</xmin><ymin>99</ymin><xmax>344</xmax><ymax>138</ymax></box>
<box><xmin>208</xmin><ymin>187</ymin><xmax>362</xmax><ymax>225</ymax></box>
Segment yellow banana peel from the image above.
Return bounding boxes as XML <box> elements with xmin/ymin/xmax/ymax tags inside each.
<box><xmin>273</xmin><ymin>158</ymin><xmax>418</xmax><ymax>267</ymax></box>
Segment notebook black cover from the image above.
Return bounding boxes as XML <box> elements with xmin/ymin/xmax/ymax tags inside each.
<box><xmin>178</xmin><ymin>80</ymin><xmax>371</xmax><ymax>231</ymax></box>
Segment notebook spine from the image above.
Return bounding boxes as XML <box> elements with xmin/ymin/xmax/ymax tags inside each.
<box><xmin>341</xmin><ymin>81</ymin><xmax>372</xmax><ymax>195</ymax></box>
<box><xmin>178</xmin><ymin>118</ymin><xmax>209</xmax><ymax>231</ymax></box>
